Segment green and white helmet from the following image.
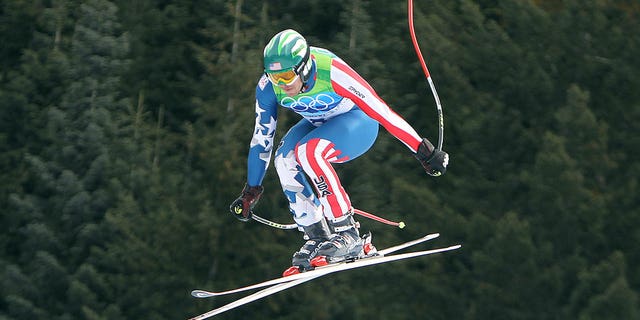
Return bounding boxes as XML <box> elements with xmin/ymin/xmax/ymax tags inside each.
<box><xmin>263</xmin><ymin>29</ymin><xmax>313</xmax><ymax>82</ymax></box>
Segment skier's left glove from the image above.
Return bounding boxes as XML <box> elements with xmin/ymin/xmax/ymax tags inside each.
<box><xmin>414</xmin><ymin>138</ymin><xmax>449</xmax><ymax>177</ymax></box>
<box><xmin>230</xmin><ymin>184</ymin><xmax>264</xmax><ymax>222</ymax></box>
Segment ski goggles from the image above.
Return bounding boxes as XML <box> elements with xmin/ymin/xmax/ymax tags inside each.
<box><xmin>266</xmin><ymin>69</ymin><xmax>299</xmax><ymax>86</ymax></box>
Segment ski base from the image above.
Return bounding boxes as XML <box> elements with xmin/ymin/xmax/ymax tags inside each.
<box><xmin>192</xmin><ymin>233</ymin><xmax>441</xmax><ymax>299</ymax></box>
<box><xmin>189</xmin><ymin>239</ymin><xmax>460</xmax><ymax>319</ymax></box>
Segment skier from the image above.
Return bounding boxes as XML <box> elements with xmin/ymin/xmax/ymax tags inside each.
<box><xmin>230</xmin><ymin>29</ymin><xmax>449</xmax><ymax>274</ymax></box>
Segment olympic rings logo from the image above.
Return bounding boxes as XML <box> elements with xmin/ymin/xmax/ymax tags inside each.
<box><xmin>280</xmin><ymin>94</ymin><xmax>337</xmax><ymax>112</ymax></box>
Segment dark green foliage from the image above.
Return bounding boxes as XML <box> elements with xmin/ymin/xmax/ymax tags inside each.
<box><xmin>1</xmin><ymin>0</ymin><xmax>638</xmax><ymax>319</ymax></box>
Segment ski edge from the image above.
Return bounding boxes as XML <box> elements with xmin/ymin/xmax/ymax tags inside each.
<box><xmin>188</xmin><ymin>244</ymin><xmax>461</xmax><ymax>320</ymax></box>
<box><xmin>191</xmin><ymin>233</ymin><xmax>440</xmax><ymax>298</ymax></box>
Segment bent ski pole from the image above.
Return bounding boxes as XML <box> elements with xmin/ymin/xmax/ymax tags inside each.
<box><xmin>408</xmin><ymin>0</ymin><xmax>445</xmax><ymax>151</ymax></box>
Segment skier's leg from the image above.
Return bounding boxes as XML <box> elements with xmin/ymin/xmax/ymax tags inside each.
<box><xmin>275</xmin><ymin>119</ymin><xmax>331</xmax><ymax>269</ymax></box>
<box><xmin>295</xmin><ymin>108</ymin><xmax>379</xmax><ymax>260</ymax></box>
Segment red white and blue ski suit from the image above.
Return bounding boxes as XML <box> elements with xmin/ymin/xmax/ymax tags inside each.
<box><xmin>248</xmin><ymin>47</ymin><xmax>423</xmax><ymax>226</ymax></box>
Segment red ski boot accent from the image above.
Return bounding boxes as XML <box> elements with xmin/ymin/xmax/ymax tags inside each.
<box><xmin>282</xmin><ymin>266</ymin><xmax>301</xmax><ymax>277</ymax></box>
<box><xmin>310</xmin><ymin>256</ymin><xmax>329</xmax><ymax>267</ymax></box>
<box><xmin>363</xmin><ymin>242</ymin><xmax>377</xmax><ymax>255</ymax></box>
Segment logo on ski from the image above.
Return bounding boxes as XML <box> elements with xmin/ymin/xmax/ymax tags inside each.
<box><xmin>313</xmin><ymin>176</ymin><xmax>332</xmax><ymax>197</ymax></box>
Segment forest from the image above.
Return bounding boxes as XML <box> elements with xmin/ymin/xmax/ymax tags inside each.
<box><xmin>1</xmin><ymin>0</ymin><xmax>639</xmax><ymax>319</ymax></box>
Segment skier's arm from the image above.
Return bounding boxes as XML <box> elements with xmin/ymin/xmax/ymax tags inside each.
<box><xmin>329</xmin><ymin>57</ymin><xmax>422</xmax><ymax>152</ymax></box>
<box><xmin>330</xmin><ymin>58</ymin><xmax>448</xmax><ymax>176</ymax></box>
<box><xmin>247</xmin><ymin>75</ymin><xmax>279</xmax><ymax>186</ymax></box>
<box><xmin>230</xmin><ymin>76</ymin><xmax>278</xmax><ymax>222</ymax></box>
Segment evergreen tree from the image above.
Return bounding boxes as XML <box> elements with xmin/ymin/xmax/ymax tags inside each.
<box><xmin>3</xmin><ymin>0</ymin><xmax>130</xmax><ymax>318</ymax></box>
<box><xmin>470</xmin><ymin>212</ymin><xmax>558</xmax><ymax>320</ymax></box>
<box><xmin>1</xmin><ymin>1</ymin><xmax>639</xmax><ymax>319</ymax></box>
<box><xmin>566</xmin><ymin>252</ymin><xmax>639</xmax><ymax>319</ymax></box>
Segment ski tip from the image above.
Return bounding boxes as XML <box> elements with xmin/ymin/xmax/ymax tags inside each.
<box><xmin>191</xmin><ymin>290</ymin><xmax>212</xmax><ymax>298</ymax></box>
<box><xmin>398</xmin><ymin>221</ymin><xmax>406</xmax><ymax>229</ymax></box>
<box><xmin>444</xmin><ymin>244</ymin><xmax>462</xmax><ymax>252</ymax></box>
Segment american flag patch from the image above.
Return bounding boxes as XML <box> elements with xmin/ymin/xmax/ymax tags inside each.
<box><xmin>258</xmin><ymin>75</ymin><xmax>269</xmax><ymax>90</ymax></box>
<box><xmin>268</xmin><ymin>62</ymin><xmax>282</xmax><ymax>70</ymax></box>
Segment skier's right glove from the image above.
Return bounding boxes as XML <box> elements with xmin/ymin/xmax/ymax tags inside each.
<box><xmin>230</xmin><ymin>184</ymin><xmax>264</xmax><ymax>222</ymax></box>
<box><xmin>414</xmin><ymin>138</ymin><xmax>449</xmax><ymax>177</ymax></box>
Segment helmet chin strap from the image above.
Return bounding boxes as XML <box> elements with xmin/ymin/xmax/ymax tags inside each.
<box><xmin>299</xmin><ymin>58</ymin><xmax>316</xmax><ymax>93</ymax></box>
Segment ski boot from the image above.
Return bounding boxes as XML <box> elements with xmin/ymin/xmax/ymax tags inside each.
<box><xmin>310</xmin><ymin>213</ymin><xmax>373</xmax><ymax>267</ymax></box>
<box><xmin>282</xmin><ymin>219</ymin><xmax>331</xmax><ymax>277</ymax></box>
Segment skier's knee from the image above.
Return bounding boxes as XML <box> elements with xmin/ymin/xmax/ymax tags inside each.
<box><xmin>275</xmin><ymin>150</ymin><xmax>300</xmax><ymax>177</ymax></box>
<box><xmin>294</xmin><ymin>138</ymin><xmax>326</xmax><ymax>167</ymax></box>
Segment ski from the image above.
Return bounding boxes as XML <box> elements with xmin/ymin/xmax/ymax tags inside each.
<box><xmin>192</xmin><ymin>233</ymin><xmax>440</xmax><ymax>298</ymax></box>
<box><xmin>188</xmin><ymin>243</ymin><xmax>461</xmax><ymax>320</ymax></box>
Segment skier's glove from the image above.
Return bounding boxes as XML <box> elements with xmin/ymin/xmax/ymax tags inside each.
<box><xmin>230</xmin><ymin>184</ymin><xmax>264</xmax><ymax>222</ymax></box>
<box><xmin>414</xmin><ymin>138</ymin><xmax>449</xmax><ymax>177</ymax></box>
